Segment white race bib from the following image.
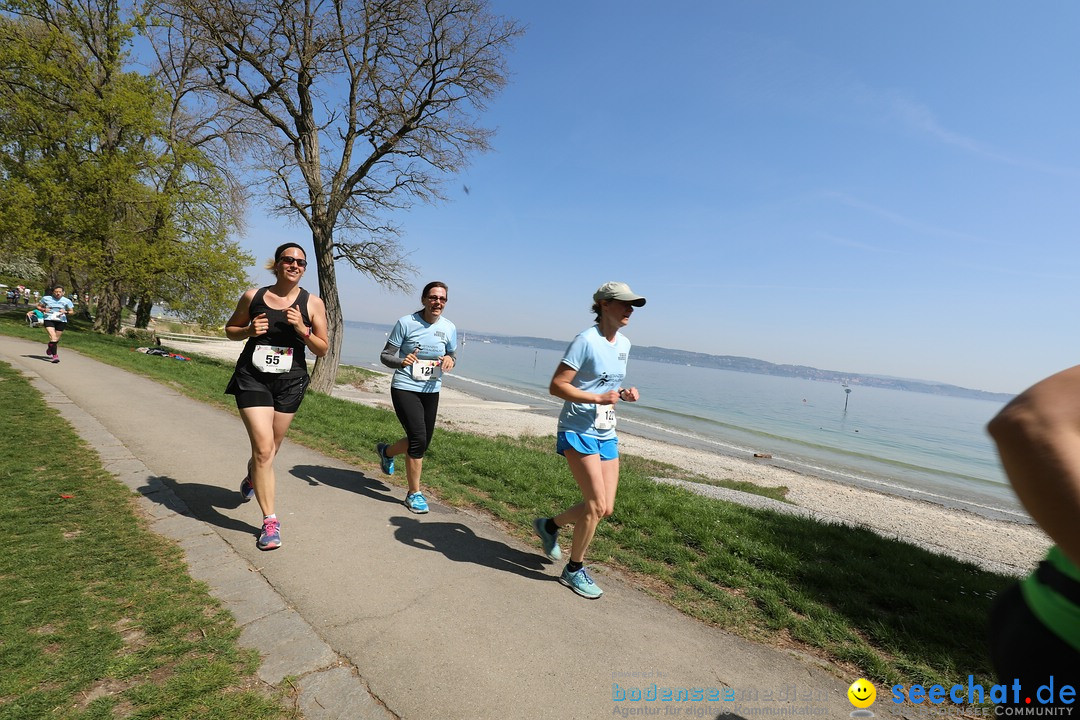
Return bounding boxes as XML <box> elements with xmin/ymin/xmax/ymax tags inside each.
<box><xmin>253</xmin><ymin>345</ymin><xmax>294</xmax><ymax>374</ymax></box>
<box><xmin>411</xmin><ymin>359</ymin><xmax>443</xmax><ymax>381</ymax></box>
<box><xmin>45</xmin><ymin>312</ymin><xmax>63</xmax><ymax>321</ymax></box>
<box><xmin>594</xmin><ymin>403</ymin><xmax>617</xmax><ymax>431</ymax></box>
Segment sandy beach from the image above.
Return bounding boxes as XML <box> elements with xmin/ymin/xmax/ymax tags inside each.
<box><xmin>164</xmin><ymin>336</ymin><xmax>1051</xmax><ymax>577</ymax></box>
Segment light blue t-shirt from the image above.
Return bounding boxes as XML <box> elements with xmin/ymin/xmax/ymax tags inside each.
<box><xmin>39</xmin><ymin>295</ymin><xmax>74</xmax><ymax>322</ymax></box>
<box><xmin>388</xmin><ymin>312</ymin><xmax>458</xmax><ymax>393</ymax></box>
<box><xmin>556</xmin><ymin>325</ymin><xmax>631</xmax><ymax>440</ymax></box>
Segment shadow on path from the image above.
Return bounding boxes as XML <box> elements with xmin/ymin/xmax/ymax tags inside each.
<box><xmin>288</xmin><ymin>463</ymin><xmax>401</xmax><ymax>505</ymax></box>
<box><xmin>142</xmin><ymin>475</ymin><xmax>260</xmax><ymax>537</ymax></box>
<box><xmin>389</xmin><ymin>515</ymin><xmax>554</xmax><ymax>582</ymax></box>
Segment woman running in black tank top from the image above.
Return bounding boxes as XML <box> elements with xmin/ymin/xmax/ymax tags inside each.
<box><xmin>224</xmin><ymin>242</ymin><xmax>329</xmax><ymax>550</ymax></box>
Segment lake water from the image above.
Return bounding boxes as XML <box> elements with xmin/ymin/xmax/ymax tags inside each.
<box><xmin>340</xmin><ymin>322</ymin><xmax>1024</xmax><ymax>522</ymax></box>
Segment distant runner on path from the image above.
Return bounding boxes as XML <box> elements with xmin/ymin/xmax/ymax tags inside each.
<box><xmin>533</xmin><ymin>281</ymin><xmax>645</xmax><ymax>599</ymax></box>
<box><xmin>986</xmin><ymin>366</ymin><xmax>1080</xmax><ymax>700</ymax></box>
<box><xmin>376</xmin><ymin>281</ymin><xmax>458</xmax><ymax>515</ymax></box>
<box><xmin>37</xmin><ymin>285</ymin><xmax>74</xmax><ymax>363</ymax></box>
<box><xmin>224</xmin><ymin>242</ymin><xmax>328</xmax><ymax>551</ymax></box>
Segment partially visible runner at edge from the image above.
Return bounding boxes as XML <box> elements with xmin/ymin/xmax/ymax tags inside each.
<box><xmin>376</xmin><ymin>281</ymin><xmax>458</xmax><ymax>514</ymax></box>
<box><xmin>986</xmin><ymin>366</ymin><xmax>1080</xmax><ymax>702</ymax></box>
<box><xmin>224</xmin><ymin>242</ymin><xmax>328</xmax><ymax>550</ymax></box>
<box><xmin>533</xmin><ymin>281</ymin><xmax>645</xmax><ymax>599</ymax></box>
<box><xmin>37</xmin><ymin>285</ymin><xmax>74</xmax><ymax>363</ymax></box>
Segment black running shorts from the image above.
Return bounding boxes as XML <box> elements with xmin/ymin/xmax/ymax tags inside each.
<box><xmin>226</xmin><ymin>367</ymin><xmax>310</xmax><ymax>413</ymax></box>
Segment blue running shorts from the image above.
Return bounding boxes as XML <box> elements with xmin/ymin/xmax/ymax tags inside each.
<box><xmin>556</xmin><ymin>431</ymin><xmax>618</xmax><ymax>461</ymax></box>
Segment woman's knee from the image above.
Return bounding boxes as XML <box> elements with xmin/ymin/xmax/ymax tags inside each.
<box><xmin>406</xmin><ymin>436</ymin><xmax>429</xmax><ymax>459</ymax></box>
<box><xmin>250</xmin><ymin>442</ymin><xmax>276</xmax><ymax>466</ymax></box>
<box><xmin>583</xmin><ymin>498</ymin><xmax>608</xmax><ymax>522</ymax></box>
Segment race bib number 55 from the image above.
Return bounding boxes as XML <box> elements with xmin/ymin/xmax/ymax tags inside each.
<box><xmin>254</xmin><ymin>346</ymin><xmax>294</xmax><ymax>374</ymax></box>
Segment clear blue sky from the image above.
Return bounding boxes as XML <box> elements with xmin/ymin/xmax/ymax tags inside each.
<box><xmin>238</xmin><ymin>1</ymin><xmax>1080</xmax><ymax>395</ymax></box>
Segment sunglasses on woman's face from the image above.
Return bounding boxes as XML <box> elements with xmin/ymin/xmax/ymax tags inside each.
<box><xmin>279</xmin><ymin>256</ymin><xmax>307</xmax><ymax>267</ymax></box>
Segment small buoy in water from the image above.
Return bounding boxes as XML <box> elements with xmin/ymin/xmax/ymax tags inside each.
<box><xmin>753</xmin><ymin>452</ymin><xmax>772</xmax><ymax>459</ymax></box>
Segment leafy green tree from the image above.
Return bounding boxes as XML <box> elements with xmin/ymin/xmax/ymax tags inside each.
<box><xmin>149</xmin><ymin>0</ymin><xmax>522</xmax><ymax>392</ymax></box>
<box><xmin>0</xmin><ymin>0</ymin><xmax>250</xmax><ymax>331</ymax></box>
<box><xmin>0</xmin><ymin>0</ymin><xmax>164</xmax><ymax>331</ymax></box>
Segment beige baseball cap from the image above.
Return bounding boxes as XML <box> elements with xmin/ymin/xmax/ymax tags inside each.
<box><xmin>593</xmin><ymin>281</ymin><xmax>646</xmax><ymax>306</ymax></box>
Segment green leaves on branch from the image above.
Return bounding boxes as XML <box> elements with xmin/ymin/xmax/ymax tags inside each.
<box><xmin>0</xmin><ymin>0</ymin><xmax>250</xmax><ymax>329</ymax></box>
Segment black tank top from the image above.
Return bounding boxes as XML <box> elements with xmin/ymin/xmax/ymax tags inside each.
<box><xmin>238</xmin><ymin>286</ymin><xmax>312</xmax><ymax>377</ymax></box>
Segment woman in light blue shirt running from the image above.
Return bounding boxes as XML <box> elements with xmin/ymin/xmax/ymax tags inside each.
<box><xmin>377</xmin><ymin>281</ymin><xmax>458</xmax><ymax>514</ymax></box>
<box><xmin>533</xmin><ymin>281</ymin><xmax>645</xmax><ymax>599</ymax></box>
<box><xmin>37</xmin><ymin>285</ymin><xmax>75</xmax><ymax>363</ymax></box>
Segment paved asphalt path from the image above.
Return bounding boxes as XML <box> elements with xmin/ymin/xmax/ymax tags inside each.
<box><xmin>2</xmin><ymin>335</ymin><xmax>900</xmax><ymax>719</ymax></box>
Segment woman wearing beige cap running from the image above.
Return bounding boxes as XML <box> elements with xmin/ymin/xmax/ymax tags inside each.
<box><xmin>532</xmin><ymin>281</ymin><xmax>645</xmax><ymax>599</ymax></box>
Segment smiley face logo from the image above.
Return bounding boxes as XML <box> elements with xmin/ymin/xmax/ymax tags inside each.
<box><xmin>847</xmin><ymin>678</ymin><xmax>876</xmax><ymax>709</ymax></box>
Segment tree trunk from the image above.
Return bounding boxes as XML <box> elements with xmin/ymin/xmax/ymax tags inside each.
<box><xmin>134</xmin><ymin>294</ymin><xmax>153</xmax><ymax>328</ymax></box>
<box><xmin>308</xmin><ymin>223</ymin><xmax>342</xmax><ymax>395</ymax></box>
<box><xmin>65</xmin><ymin>275</ymin><xmax>95</xmax><ymax>322</ymax></box>
<box><xmin>93</xmin><ymin>280</ymin><xmax>124</xmax><ymax>334</ymax></box>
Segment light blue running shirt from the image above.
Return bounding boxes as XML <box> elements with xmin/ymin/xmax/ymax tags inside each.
<box><xmin>556</xmin><ymin>325</ymin><xmax>631</xmax><ymax>440</ymax></box>
<box><xmin>39</xmin><ymin>295</ymin><xmax>74</xmax><ymax>322</ymax></box>
<box><xmin>388</xmin><ymin>312</ymin><xmax>458</xmax><ymax>393</ymax></box>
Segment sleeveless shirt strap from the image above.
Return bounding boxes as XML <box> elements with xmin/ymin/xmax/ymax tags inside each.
<box><xmin>294</xmin><ymin>287</ymin><xmax>311</xmax><ymax>324</ymax></box>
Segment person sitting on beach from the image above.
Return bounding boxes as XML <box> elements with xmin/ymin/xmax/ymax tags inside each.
<box><xmin>224</xmin><ymin>242</ymin><xmax>328</xmax><ymax>551</ymax></box>
<box><xmin>986</xmin><ymin>366</ymin><xmax>1080</xmax><ymax>697</ymax></box>
<box><xmin>376</xmin><ymin>281</ymin><xmax>458</xmax><ymax>514</ymax></box>
<box><xmin>533</xmin><ymin>281</ymin><xmax>645</xmax><ymax>599</ymax></box>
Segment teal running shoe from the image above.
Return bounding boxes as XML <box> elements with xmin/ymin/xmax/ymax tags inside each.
<box><xmin>377</xmin><ymin>443</ymin><xmax>395</xmax><ymax>475</ymax></box>
<box><xmin>560</xmin><ymin>565</ymin><xmax>602</xmax><ymax>599</ymax></box>
<box><xmin>405</xmin><ymin>491</ymin><xmax>429</xmax><ymax>514</ymax></box>
<box><xmin>532</xmin><ymin>517</ymin><xmax>562</xmax><ymax>561</ymax></box>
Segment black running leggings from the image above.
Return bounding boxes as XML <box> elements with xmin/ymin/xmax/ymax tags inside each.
<box><xmin>391</xmin><ymin>388</ymin><xmax>440</xmax><ymax>459</ymax></box>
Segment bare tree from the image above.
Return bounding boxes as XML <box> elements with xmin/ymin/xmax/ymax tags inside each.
<box><xmin>149</xmin><ymin>0</ymin><xmax>522</xmax><ymax>392</ymax></box>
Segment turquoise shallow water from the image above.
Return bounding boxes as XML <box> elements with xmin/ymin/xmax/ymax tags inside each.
<box><xmin>341</xmin><ymin>322</ymin><xmax>1023</xmax><ymax>522</ymax></box>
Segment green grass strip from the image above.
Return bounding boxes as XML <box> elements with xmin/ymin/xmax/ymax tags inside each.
<box><xmin>0</xmin><ymin>358</ymin><xmax>294</xmax><ymax>720</ymax></box>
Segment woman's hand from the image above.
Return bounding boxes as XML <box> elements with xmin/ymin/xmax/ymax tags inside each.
<box><xmin>618</xmin><ymin>387</ymin><xmax>639</xmax><ymax>402</ymax></box>
<box><xmin>250</xmin><ymin>313</ymin><xmax>269</xmax><ymax>337</ymax></box>
<box><xmin>402</xmin><ymin>347</ymin><xmax>420</xmax><ymax>367</ymax></box>
<box><xmin>285</xmin><ymin>305</ymin><xmax>306</xmax><ymax>335</ymax></box>
<box><xmin>440</xmin><ymin>355</ymin><xmax>455</xmax><ymax>372</ymax></box>
<box><xmin>596</xmin><ymin>389</ymin><xmax>621</xmax><ymax>405</ymax></box>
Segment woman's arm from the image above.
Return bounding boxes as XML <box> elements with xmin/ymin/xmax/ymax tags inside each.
<box><xmin>549</xmin><ymin>362</ymin><xmax>620</xmax><ymax>406</ymax></box>
<box><xmin>380</xmin><ymin>341</ymin><xmax>404</xmax><ymax>369</ymax></box>
<box><xmin>987</xmin><ymin>365</ymin><xmax>1080</xmax><ymax>567</ymax></box>
<box><xmin>224</xmin><ymin>290</ymin><xmax>262</xmax><ymax>341</ymax></box>
<box><xmin>288</xmin><ymin>295</ymin><xmax>329</xmax><ymax>358</ymax></box>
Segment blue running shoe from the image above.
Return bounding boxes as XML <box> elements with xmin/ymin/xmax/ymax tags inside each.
<box><xmin>560</xmin><ymin>565</ymin><xmax>603</xmax><ymax>599</ymax></box>
<box><xmin>239</xmin><ymin>476</ymin><xmax>254</xmax><ymax>502</ymax></box>
<box><xmin>257</xmin><ymin>517</ymin><xmax>281</xmax><ymax>550</ymax></box>
<box><xmin>377</xmin><ymin>443</ymin><xmax>395</xmax><ymax>475</ymax></box>
<box><xmin>405</xmin><ymin>491</ymin><xmax>429</xmax><ymax>514</ymax></box>
<box><xmin>532</xmin><ymin>517</ymin><xmax>562</xmax><ymax>561</ymax></box>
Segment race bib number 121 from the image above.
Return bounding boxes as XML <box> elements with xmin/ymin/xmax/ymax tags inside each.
<box><xmin>411</xmin><ymin>359</ymin><xmax>443</xmax><ymax>381</ymax></box>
